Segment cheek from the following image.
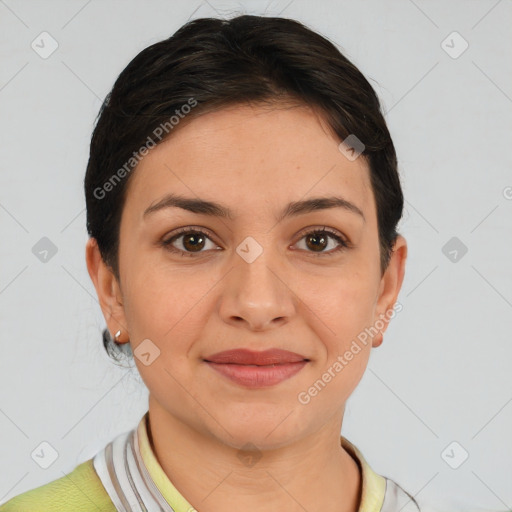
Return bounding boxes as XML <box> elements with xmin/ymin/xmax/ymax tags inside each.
<box><xmin>297</xmin><ymin>271</ymin><xmax>377</xmax><ymax>345</ymax></box>
<box><xmin>298</xmin><ymin>275</ymin><xmax>376</xmax><ymax>399</ymax></box>
<box><xmin>122</xmin><ymin>261</ymin><xmax>215</xmax><ymax>349</ymax></box>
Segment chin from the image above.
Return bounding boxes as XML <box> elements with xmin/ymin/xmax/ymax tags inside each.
<box><xmin>212</xmin><ymin>410</ymin><xmax>305</xmax><ymax>450</ymax></box>
<box><xmin>223</xmin><ymin>430</ymin><xmax>300</xmax><ymax>453</ymax></box>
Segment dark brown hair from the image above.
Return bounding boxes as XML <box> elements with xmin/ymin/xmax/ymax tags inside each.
<box><xmin>84</xmin><ymin>15</ymin><xmax>404</xmax><ymax>361</ymax></box>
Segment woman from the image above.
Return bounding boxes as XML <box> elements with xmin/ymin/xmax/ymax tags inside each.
<box><xmin>0</xmin><ymin>14</ymin><xmax>418</xmax><ymax>512</ymax></box>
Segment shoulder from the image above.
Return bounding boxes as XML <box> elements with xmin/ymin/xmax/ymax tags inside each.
<box><xmin>0</xmin><ymin>458</ymin><xmax>116</xmax><ymax>512</ymax></box>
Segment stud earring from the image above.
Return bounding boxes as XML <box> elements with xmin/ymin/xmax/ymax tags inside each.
<box><xmin>114</xmin><ymin>329</ymin><xmax>121</xmax><ymax>342</ymax></box>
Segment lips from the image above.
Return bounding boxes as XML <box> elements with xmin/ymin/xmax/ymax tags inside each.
<box><xmin>203</xmin><ymin>348</ymin><xmax>308</xmax><ymax>365</ymax></box>
<box><xmin>203</xmin><ymin>349</ymin><xmax>310</xmax><ymax>388</ymax></box>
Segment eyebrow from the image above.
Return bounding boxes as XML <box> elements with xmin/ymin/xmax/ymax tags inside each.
<box><xmin>143</xmin><ymin>193</ymin><xmax>365</xmax><ymax>223</ymax></box>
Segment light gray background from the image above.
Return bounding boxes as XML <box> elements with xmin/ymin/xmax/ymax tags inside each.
<box><xmin>0</xmin><ymin>0</ymin><xmax>511</xmax><ymax>510</ymax></box>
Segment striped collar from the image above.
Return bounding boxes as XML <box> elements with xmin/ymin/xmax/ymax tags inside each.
<box><xmin>93</xmin><ymin>411</ymin><xmax>419</xmax><ymax>512</ymax></box>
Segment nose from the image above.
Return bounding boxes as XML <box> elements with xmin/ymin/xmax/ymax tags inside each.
<box><xmin>218</xmin><ymin>248</ymin><xmax>296</xmax><ymax>331</ymax></box>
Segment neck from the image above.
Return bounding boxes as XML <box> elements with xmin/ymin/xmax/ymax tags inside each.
<box><xmin>146</xmin><ymin>396</ymin><xmax>361</xmax><ymax>512</ymax></box>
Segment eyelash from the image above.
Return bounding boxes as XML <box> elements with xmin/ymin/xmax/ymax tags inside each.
<box><xmin>161</xmin><ymin>226</ymin><xmax>349</xmax><ymax>258</ymax></box>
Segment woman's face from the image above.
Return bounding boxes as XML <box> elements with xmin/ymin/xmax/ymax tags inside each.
<box><xmin>87</xmin><ymin>102</ymin><xmax>407</xmax><ymax>450</ymax></box>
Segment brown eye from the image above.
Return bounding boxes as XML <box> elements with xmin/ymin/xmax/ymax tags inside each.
<box><xmin>162</xmin><ymin>228</ymin><xmax>217</xmax><ymax>257</ymax></box>
<box><xmin>181</xmin><ymin>232</ymin><xmax>206</xmax><ymax>252</ymax></box>
<box><xmin>295</xmin><ymin>227</ymin><xmax>349</xmax><ymax>256</ymax></box>
<box><xmin>305</xmin><ymin>232</ymin><xmax>329</xmax><ymax>252</ymax></box>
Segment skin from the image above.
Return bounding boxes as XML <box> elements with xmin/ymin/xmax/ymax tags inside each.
<box><xmin>86</xmin><ymin>102</ymin><xmax>407</xmax><ymax>512</ymax></box>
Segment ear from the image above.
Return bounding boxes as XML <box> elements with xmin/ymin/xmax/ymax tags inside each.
<box><xmin>85</xmin><ymin>237</ymin><xmax>130</xmax><ymax>344</ymax></box>
<box><xmin>372</xmin><ymin>235</ymin><xmax>407</xmax><ymax>348</ymax></box>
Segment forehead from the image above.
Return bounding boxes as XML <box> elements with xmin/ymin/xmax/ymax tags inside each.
<box><xmin>123</xmin><ymin>103</ymin><xmax>375</xmax><ymax>224</ymax></box>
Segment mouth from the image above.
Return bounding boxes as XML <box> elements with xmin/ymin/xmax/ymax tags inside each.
<box><xmin>203</xmin><ymin>348</ymin><xmax>309</xmax><ymax>365</ymax></box>
<box><xmin>203</xmin><ymin>348</ymin><xmax>310</xmax><ymax>388</ymax></box>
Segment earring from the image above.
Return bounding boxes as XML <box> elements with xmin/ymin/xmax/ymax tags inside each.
<box><xmin>114</xmin><ymin>329</ymin><xmax>121</xmax><ymax>342</ymax></box>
